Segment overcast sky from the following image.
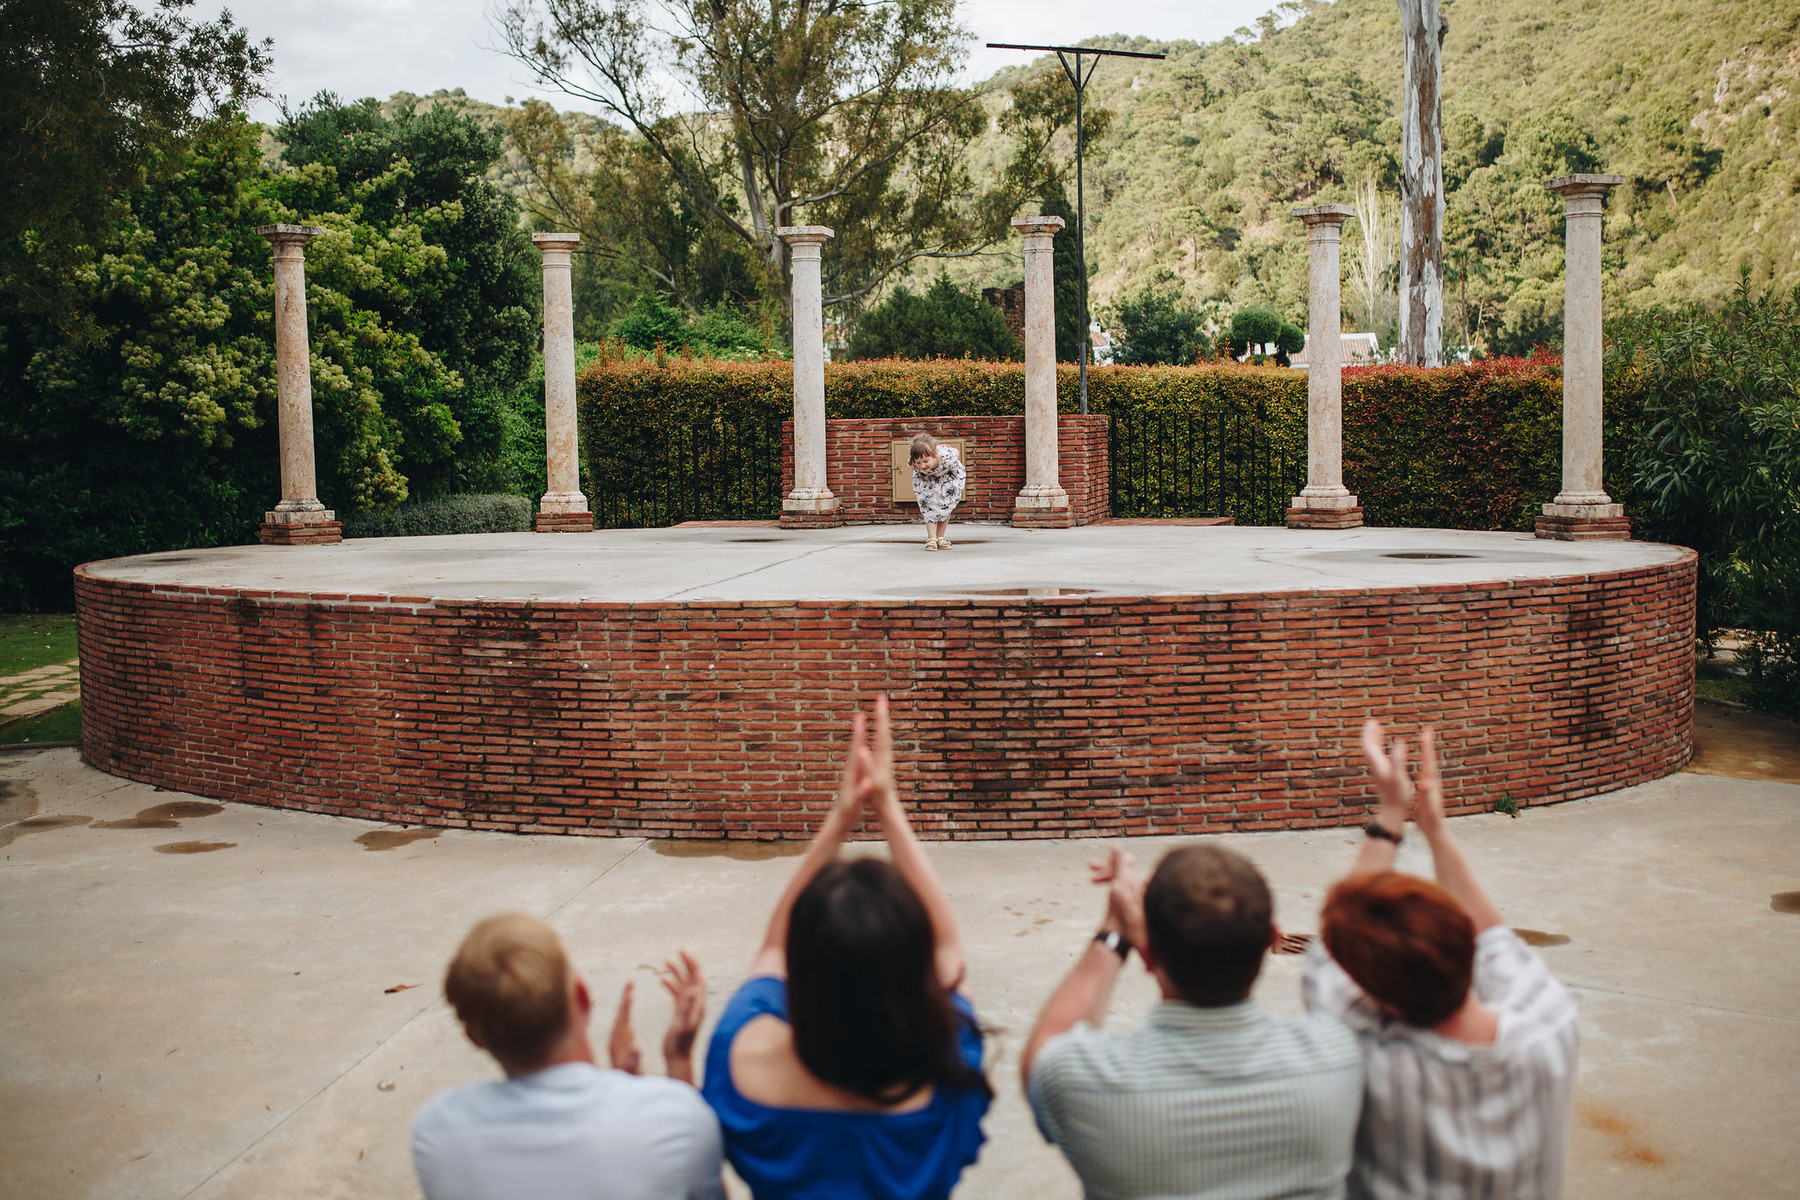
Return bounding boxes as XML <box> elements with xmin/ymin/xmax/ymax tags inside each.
<box><xmin>197</xmin><ymin>0</ymin><xmax>1249</xmax><ymax>121</ymax></box>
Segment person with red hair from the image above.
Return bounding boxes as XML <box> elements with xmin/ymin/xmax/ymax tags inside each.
<box><xmin>1304</xmin><ymin>719</ymin><xmax>1579</xmax><ymax>1199</ymax></box>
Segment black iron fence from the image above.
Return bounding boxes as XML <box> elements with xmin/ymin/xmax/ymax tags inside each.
<box><xmin>1109</xmin><ymin>410</ymin><xmax>1303</xmax><ymax>524</ymax></box>
<box><xmin>589</xmin><ymin>417</ymin><xmax>786</xmax><ymax>527</ymax></box>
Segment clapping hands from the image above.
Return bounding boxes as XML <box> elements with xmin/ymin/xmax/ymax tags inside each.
<box><xmin>607</xmin><ymin>951</ymin><xmax>708</xmax><ymax>1085</ymax></box>
<box><xmin>1359</xmin><ymin>718</ymin><xmax>1448</xmax><ymax>839</ymax></box>
<box><xmin>1090</xmin><ymin>846</ymin><xmax>1149</xmax><ymax>954</ymax></box>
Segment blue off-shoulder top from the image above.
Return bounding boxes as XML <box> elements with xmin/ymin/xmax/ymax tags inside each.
<box><xmin>700</xmin><ymin>976</ymin><xmax>989</xmax><ymax>1200</ymax></box>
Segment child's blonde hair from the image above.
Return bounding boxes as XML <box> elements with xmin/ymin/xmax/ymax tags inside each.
<box><xmin>909</xmin><ymin>432</ymin><xmax>939</xmax><ymax>465</ymax></box>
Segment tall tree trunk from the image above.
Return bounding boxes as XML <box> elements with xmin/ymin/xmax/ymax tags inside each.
<box><xmin>1397</xmin><ymin>0</ymin><xmax>1446</xmax><ymax>366</ymax></box>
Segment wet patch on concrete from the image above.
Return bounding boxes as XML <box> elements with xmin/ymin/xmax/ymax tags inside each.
<box><xmin>1686</xmin><ymin>701</ymin><xmax>1800</xmax><ymax>784</ymax></box>
<box><xmin>1770</xmin><ymin>892</ymin><xmax>1800</xmax><ymax>915</ymax></box>
<box><xmin>153</xmin><ymin>840</ymin><xmax>236</xmax><ymax>855</ymax></box>
<box><xmin>653</xmin><ymin>838</ymin><xmax>804</xmax><ymax>861</ymax></box>
<box><xmin>93</xmin><ymin>801</ymin><xmax>225</xmax><ymax>830</ymax></box>
<box><xmin>355</xmin><ymin>829</ymin><xmax>441</xmax><ymax>851</ymax></box>
<box><xmin>0</xmin><ymin>779</ymin><xmax>38</xmax><ymax>825</ymax></box>
<box><xmin>1581</xmin><ymin>1106</ymin><xmax>1668</xmax><ymax>1168</ymax></box>
<box><xmin>0</xmin><ymin>813</ymin><xmax>92</xmax><ymax>849</ymax></box>
<box><xmin>1514</xmin><ymin>929</ymin><xmax>1572</xmax><ymax>947</ymax></box>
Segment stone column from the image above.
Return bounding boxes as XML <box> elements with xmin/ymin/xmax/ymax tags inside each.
<box><xmin>531</xmin><ymin>233</ymin><xmax>594</xmax><ymax>532</ymax></box>
<box><xmin>1537</xmin><ymin>174</ymin><xmax>1629</xmax><ymax>540</ymax></box>
<box><xmin>1010</xmin><ymin>215</ymin><xmax>1072</xmax><ymax>528</ymax></box>
<box><xmin>777</xmin><ymin>226</ymin><xmax>841</xmax><ymax>529</ymax></box>
<box><xmin>1286</xmin><ymin>204</ymin><xmax>1363</xmax><ymax>530</ymax></box>
<box><xmin>253</xmin><ymin>224</ymin><xmax>340</xmax><ymax>546</ymax></box>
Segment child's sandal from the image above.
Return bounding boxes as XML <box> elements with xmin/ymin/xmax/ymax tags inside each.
<box><xmin>925</xmin><ymin>538</ymin><xmax>940</xmax><ymax>551</ymax></box>
<box><xmin>937</xmin><ymin>536</ymin><xmax>953</xmax><ymax>548</ymax></box>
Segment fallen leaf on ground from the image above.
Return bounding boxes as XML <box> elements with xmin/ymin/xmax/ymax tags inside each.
<box><xmin>384</xmin><ymin>983</ymin><xmax>419</xmax><ymax>993</ymax></box>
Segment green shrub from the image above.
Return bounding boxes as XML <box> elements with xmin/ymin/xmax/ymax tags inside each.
<box><xmin>341</xmin><ymin>494</ymin><xmax>532</xmax><ymax>539</ymax></box>
<box><xmin>845</xmin><ymin>274</ymin><xmax>1020</xmax><ymax>362</ymax></box>
<box><xmin>1107</xmin><ymin>279</ymin><xmax>1212</xmax><ymax>366</ymax></box>
<box><xmin>1614</xmin><ymin>281</ymin><xmax>1800</xmax><ymax>716</ymax></box>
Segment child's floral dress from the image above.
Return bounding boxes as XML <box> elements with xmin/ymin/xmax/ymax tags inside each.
<box><xmin>912</xmin><ymin>444</ymin><xmax>966</xmax><ymax>522</ymax></box>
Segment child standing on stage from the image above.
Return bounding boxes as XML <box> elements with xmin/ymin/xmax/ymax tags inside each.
<box><xmin>909</xmin><ymin>433</ymin><xmax>966</xmax><ymax>551</ymax></box>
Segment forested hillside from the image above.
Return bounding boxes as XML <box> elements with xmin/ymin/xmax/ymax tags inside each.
<box><xmin>944</xmin><ymin>0</ymin><xmax>1800</xmax><ymax>354</ymax></box>
<box><xmin>297</xmin><ymin>0</ymin><xmax>1798</xmax><ymax>355</ymax></box>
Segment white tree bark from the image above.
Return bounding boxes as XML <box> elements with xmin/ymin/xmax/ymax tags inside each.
<box><xmin>1397</xmin><ymin>0</ymin><xmax>1446</xmax><ymax>367</ymax></box>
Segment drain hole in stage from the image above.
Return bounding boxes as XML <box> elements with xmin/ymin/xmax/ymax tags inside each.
<box><xmin>1513</xmin><ymin>929</ymin><xmax>1572</xmax><ymax>947</ymax></box>
<box><xmin>654</xmin><ymin>839</ymin><xmax>806</xmax><ymax>861</ymax></box>
<box><xmin>1382</xmin><ymin>552</ymin><xmax>1475</xmax><ymax>560</ymax></box>
<box><xmin>1273</xmin><ymin>932</ymin><xmax>1313</xmax><ymax>955</ymax></box>
<box><xmin>1772</xmin><ymin>892</ymin><xmax>1800</xmax><ymax>915</ymax></box>
<box><xmin>729</xmin><ymin>538</ymin><xmax>792</xmax><ymax>543</ymax></box>
<box><xmin>957</xmin><ymin>586</ymin><xmax>1098</xmax><ymax>598</ymax></box>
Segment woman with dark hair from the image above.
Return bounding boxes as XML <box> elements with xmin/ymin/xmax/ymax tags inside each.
<box><xmin>701</xmin><ymin>697</ymin><xmax>992</xmax><ymax>1199</ymax></box>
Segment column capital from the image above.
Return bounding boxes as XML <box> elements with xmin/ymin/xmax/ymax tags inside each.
<box><xmin>777</xmin><ymin>225</ymin><xmax>835</xmax><ymax>246</ymax></box>
<box><xmin>532</xmin><ymin>231</ymin><xmax>582</xmax><ymax>253</ymax></box>
<box><xmin>1291</xmin><ymin>203</ymin><xmax>1357</xmax><ymax>230</ymax></box>
<box><xmin>1010</xmin><ymin>215</ymin><xmax>1066</xmax><ymax>240</ymax></box>
<box><xmin>253</xmin><ymin>223</ymin><xmax>325</xmax><ymax>247</ymax></box>
<box><xmin>1544</xmin><ymin>174</ymin><xmax>1625</xmax><ymax>201</ymax></box>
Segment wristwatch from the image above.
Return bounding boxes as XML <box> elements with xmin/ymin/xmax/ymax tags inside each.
<box><xmin>1093</xmin><ymin>929</ymin><xmax>1131</xmax><ymax>960</ymax></box>
<box><xmin>1364</xmin><ymin>820</ymin><xmax>1403</xmax><ymax>844</ymax></box>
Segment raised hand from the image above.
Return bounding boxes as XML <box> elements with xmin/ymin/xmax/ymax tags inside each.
<box><xmin>660</xmin><ymin>951</ymin><xmax>706</xmax><ymax>1085</ymax></box>
<box><xmin>607</xmin><ymin>980</ymin><xmax>642</xmax><ymax>1075</ymax></box>
<box><xmin>1360</xmin><ymin>717</ymin><xmax>1415</xmax><ymax>833</ymax></box>
<box><xmin>1090</xmin><ymin>846</ymin><xmax>1149</xmax><ymax>954</ymax></box>
<box><xmin>857</xmin><ymin>695</ymin><xmax>901</xmax><ymax>817</ymax></box>
<box><xmin>1413</xmin><ymin>725</ymin><xmax>1447</xmax><ymax>838</ymax></box>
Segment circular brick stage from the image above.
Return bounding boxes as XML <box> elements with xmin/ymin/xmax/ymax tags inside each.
<box><xmin>75</xmin><ymin>524</ymin><xmax>1696</xmax><ymax>840</ymax></box>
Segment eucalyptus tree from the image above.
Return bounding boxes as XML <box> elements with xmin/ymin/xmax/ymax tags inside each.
<box><xmin>497</xmin><ymin>0</ymin><xmax>1059</xmax><ymax>314</ymax></box>
<box><xmin>1396</xmin><ymin>0</ymin><xmax>1446</xmax><ymax>365</ymax></box>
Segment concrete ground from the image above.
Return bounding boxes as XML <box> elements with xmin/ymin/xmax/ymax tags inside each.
<box><xmin>3</xmin><ymin>724</ymin><xmax>1797</xmax><ymax>1200</ymax></box>
<box><xmin>83</xmin><ymin>523</ymin><xmax>1686</xmax><ymax>603</ymax></box>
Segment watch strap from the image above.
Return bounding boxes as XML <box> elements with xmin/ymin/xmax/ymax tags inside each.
<box><xmin>1093</xmin><ymin>929</ymin><xmax>1130</xmax><ymax>960</ymax></box>
<box><xmin>1364</xmin><ymin>820</ymin><xmax>1404</xmax><ymax>844</ymax></box>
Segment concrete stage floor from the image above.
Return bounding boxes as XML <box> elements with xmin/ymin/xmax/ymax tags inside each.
<box><xmin>88</xmin><ymin>522</ymin><xmax>1688</xmax><ymax>602</ymax></box>
<box><xmin>4</xmin><ymin>732</ymin><xmax>1796</xmax><ymax>1200</ymax></box>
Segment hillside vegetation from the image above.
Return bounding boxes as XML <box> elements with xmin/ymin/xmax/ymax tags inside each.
<box><xmin>937</xmin><ymin>0</ymin><xmax>1800</xmax><ymax>354</ymax></box>
<box><xmin>374</xmin><ymin>0</ymin><xmax>1799</xmax><ymax>355</ymax></box>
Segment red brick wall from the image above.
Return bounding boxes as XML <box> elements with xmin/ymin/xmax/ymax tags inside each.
<box><xmin>75</xmin><ymin>553</ymin><xmax>1696</xmax><ymax>840</ymax></box>
<box><xmin>781</xmin><ymin>415</ymin><xmax>1110</xmax><ymax>524</ymax></box>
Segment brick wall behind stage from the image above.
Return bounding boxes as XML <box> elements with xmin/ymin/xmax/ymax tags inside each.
<box><xmin>75</xmin><ymin>553</ymin><xmax>1696</xmax><ymax>840</ymax></box>
<box><xmin>781</xmin><ymin>415</ymin><xmax>1110</xmax><ymax>524</ymax></box>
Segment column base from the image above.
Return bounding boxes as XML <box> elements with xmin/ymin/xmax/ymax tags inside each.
<box><xmin>1285</xmin><ymin>506</ymin><xmax>1364</xmax><ymax>530</ymax></box>
<box><xmin>1012</xmin><ymin>505</ymin><xmax>1075</xmax><ymax>529</ymax></box>
<box><xmin>535</xmin><ymin>510</ymin><xmax>595</xmax><ymax>533</ymax></box>
<box><xmin>779</xmin><ymin>510</ymin><xmax>845</xmax><ymax>530</ymax></box>
<box><xmin>1535</xmin><ymin>513</ymin><xmax>1631</xmax><ymax>540</ymax></box>
<box><xmin>258</xmin><ymin>520</ymin><xmax>342</xmax><ymax>546</ymax></box>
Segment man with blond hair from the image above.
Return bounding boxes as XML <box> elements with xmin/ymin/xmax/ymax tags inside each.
<box><xmin>412</xmin><ymin>912</ymin><xmax>724</xmax><ymax>1200</ymax></box>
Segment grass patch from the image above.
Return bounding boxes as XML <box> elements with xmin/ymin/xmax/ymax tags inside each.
<box><xmin>1697</xmin><ymin>662</ymin><xmax>1755</xmax><ymax>707</ymax></box>
<box><xmin>0</xmin><ymin>613</ymin><xmax>77</xmax><ymax>677</ymax></box>
<box><xmin>0</xmin><ymin>700</ymin><xmax>80</xmax><ymax>746</ymax></box>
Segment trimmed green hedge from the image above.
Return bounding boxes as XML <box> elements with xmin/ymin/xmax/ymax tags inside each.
<box><xmin>576</xmin><ymin>355</ymin><xmax>1640</xmax><ymax>531</ymax></box>
<box><xmin>341</xmin><ymin>493</ymin><xmax>532</xmax><ymax>539</ymax></box>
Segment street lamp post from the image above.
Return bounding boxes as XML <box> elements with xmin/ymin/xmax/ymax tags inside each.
<box><xmin>987</xmin><ymin>42</ymin><xmax>1166</xmax><ymax>415</ymax></box>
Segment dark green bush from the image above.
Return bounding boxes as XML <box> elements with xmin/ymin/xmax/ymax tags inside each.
<box><xmin>1107</xmin><ymin>279</ymin><xmax>1212</xmax><ymax>366</ymax></box>
<box><xmin>846</xmin><ymin>274</ymin><xmax>1020</xmax><ymax>362</ymax></box>
<box><xmin>1615</xmin><ymin>281</ymin><xmax>1800</xmax><ymax>716</ymax></box>
<box><xmin>342</xmin><ymin>494</ymin><xmax>532</xmax><ymax>539</ymax></box>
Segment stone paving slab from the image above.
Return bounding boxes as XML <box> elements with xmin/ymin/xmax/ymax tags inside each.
<box><xmin>80</xmin><ymin>524</ymin><xmax>1688</xmax><ymax>604</ymax></box>
<box><xmin>2</xmin><ymin>748</ymin><xmax>1796</xmax><ymax>1200</ymax></box>
<box><xmin>0</xmin><ymin>658</ymin><xmax>79</xmax><ymax>723</ymax></box>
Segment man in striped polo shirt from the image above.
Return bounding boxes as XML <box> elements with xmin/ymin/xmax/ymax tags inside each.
<box><xmin>1023</xmin><ymin>843</ymin><xmax>1364</xmax><ymax>1199</ymax></box>
<box><xmin>1303</xmin><ymin>720</ymin><xmax>1580</xmax><ymax>1199</ymax></box>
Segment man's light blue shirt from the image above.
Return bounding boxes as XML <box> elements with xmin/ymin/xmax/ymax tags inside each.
<box><xmin>413</xmin><ymin>1061</ymin><xmax>725</xmax><ymax>1200</ymax></box>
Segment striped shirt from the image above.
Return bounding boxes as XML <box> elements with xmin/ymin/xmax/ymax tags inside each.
<box><xmin>1301</xmin><ymin>928</ymin><xmax>1580</xmax><ymax>1200</ymax></box>
<box><xmin>1027</xmin><ymin>1000</ymin><xmax>1364</xmax><ymax>1199</ymax></box>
